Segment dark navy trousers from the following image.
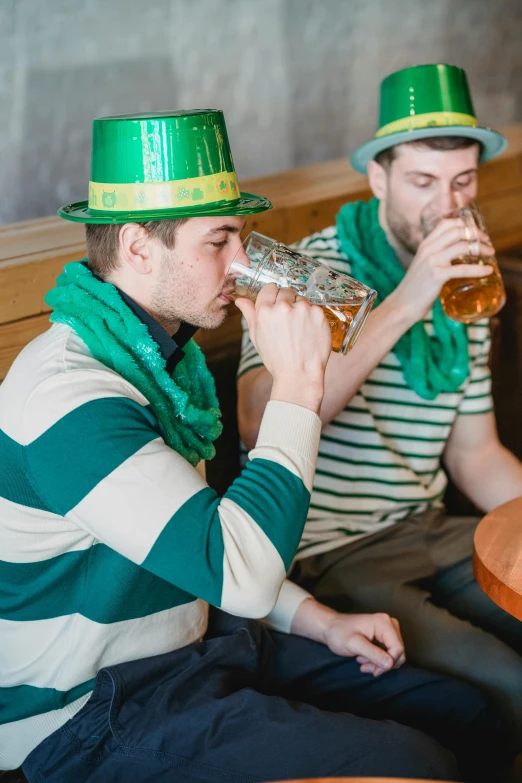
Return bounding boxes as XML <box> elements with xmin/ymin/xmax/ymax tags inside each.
<box><xmin>23</xmin><ymin>609</ymin><xmax>509</xmax><ymax>783</ymax></box>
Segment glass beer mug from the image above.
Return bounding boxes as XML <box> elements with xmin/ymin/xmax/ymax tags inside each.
<box><xmin>421</xmin><ymin>200</ymin><xmax>506</xmax><ymax>324</ymax></box>
<box><xmin>228</xmin><ymin>232</ymin><xmax>376</xmax><ymax>355</ymax></box>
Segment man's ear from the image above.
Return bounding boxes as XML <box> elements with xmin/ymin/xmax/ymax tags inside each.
<box><xmin>119</xmin><ymin>223</ymin><xmax>153</xmax><ymax>275</ymax></box>
<box><xmin>367</xmin><ymin>160</ymin><xmax>388</xmax><ymax>201</ymax></box>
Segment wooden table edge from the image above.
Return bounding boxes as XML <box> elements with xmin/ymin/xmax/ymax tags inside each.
<box><xmin>274</xmin><ymin>778</ymin><xmax>461</xmax><ymax>782</ymax></box>
<box><xmin>473</xmin><ymin>549</ymin><xmax>522</xmax><ymax>622</ymax></box>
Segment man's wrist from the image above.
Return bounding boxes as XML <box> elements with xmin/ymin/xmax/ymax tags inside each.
<box><xmin>271</xmin><ymin>377</ymin><xmax>324</xmax><ymax>414</ymax></box>
<box><xmin>381</xmin><ymin>288</ymin><xmax>418</xmax><ymax>331</ymax></box>
<box><xmin>290</xmin><ymin>596</ymin><xmax>339</xmax><ymax>645</ymax></box>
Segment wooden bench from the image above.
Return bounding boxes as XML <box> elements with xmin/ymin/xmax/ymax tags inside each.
<box><xmin>2</xmin><ymin>123</ymin><xmax>522</xmax><ymax>494</ymax></box>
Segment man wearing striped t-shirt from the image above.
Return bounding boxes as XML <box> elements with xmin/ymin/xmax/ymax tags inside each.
<box><xmin>238</xmin><ymin>65</ymin><xmax>522</xmax><ymax>754</ymax></box>
<box><xmin>5</xmin><ymin>110</ymin><xmax>509</xmax><ymax>783</ymax></box>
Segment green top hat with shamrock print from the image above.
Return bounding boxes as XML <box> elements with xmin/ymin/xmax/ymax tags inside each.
<box><xmin>351</xmin><ymin>64</ymin><xmax>507</xmax><ymax>174</ymax></box>
<box><xmin>59</xmin><ymin>110</ymin><xmax>272</xmax><ymax>223</ymax></box>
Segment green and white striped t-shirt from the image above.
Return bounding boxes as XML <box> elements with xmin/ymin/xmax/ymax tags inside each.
<box><xmin>238</xmin><ymin>225</ymin><xmax>494</xmax><ymax>559</ymax></box>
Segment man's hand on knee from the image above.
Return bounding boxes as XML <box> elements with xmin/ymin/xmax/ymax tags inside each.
<box><xmin>291</xmin><ymin>598</ymin><xmax>406</xmax><ymax>676</ymax></box>
<box><xmin>323</xmin><ymin>611</ymin><xmax>406</xmax><ymax>676</ymax></box>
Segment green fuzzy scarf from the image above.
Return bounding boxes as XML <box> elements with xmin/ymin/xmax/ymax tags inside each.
<box><xmin>45</xmin><ymin>261</ymin><xmax>222</xmax><ymax>466</ymax></box>
<box><xmin>336</xmin><ymin>198</ymin><xmax>469</xmax><ymax>400</ymax></box>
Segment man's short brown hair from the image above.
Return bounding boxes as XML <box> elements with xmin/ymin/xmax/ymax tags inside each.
<box><xmin>374</xmin><ymin>136</ymin><xmax>482</xmax><ymax>170</ymax></box>
<box><xmin>85</xmin><ymin>219</ymin><xmax>187</xmax><ymax>279</ymax></box>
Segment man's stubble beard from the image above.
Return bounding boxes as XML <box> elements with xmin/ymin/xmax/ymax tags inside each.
<box><xmin>150</xmin><ymin>250</ymin><xmax>229</xmax><ymax>332</ymax></box>
<box><xmin>385</xmin><ymin>181</ymin><xmax>422</xmax><ymax>258</ymax></box>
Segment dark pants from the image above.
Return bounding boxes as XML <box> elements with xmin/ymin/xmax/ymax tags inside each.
<box><xmin>292</xmin><ymin>511</ymin><xmax>522</xmax><ymax>750</ymax></box>
<box><xmin>23</xmin><ymin>610</ymin><xmax>509</xmax><ymax>783</ymax></box>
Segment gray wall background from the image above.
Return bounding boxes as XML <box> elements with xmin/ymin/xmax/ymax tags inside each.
<box><xmin>2</xmin><ymin>0</ymin><xmax>522</xmax><ymax>225</ymax></box>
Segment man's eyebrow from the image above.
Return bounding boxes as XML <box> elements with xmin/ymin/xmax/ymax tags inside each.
<box><xmin>404</xmin><ymin>170</ymin><xmax>437</xmax><ymax>177</ymax></box>
<box><xmin>205</xmin><ymin>223</ymin><xmax>245</xmax><ymax>236</ymax></box>
<box><xmin>452</xmin><ymin>167</ymin><xmax>478</xmax><ymax>178</ymax></box>
<box><xmin>404</xmin><ymin>168</ymin><xmax>478</xmax><ymax>178</ymax></box>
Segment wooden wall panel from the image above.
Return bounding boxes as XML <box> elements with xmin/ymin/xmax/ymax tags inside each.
<box><xmin>0</xmin><ymin>248</ymin><xmax>85</xmax><ymax>325</ymax></box>
<box><xmin>481</xmin><ymin>189</ymin><xmax>522</xmax><ymax>249</ymax></box>
<box><xmin>0</xmin><ymin>216</ymin><xmax>84</xmax><ymax>261</ymax></box>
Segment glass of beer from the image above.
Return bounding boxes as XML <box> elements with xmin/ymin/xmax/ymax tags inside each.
<box><xmin>227</xmin><ymin>232</ymin><xmax>377</xmax><ymax>355</ymax></box>
<box><xmin>421</xmin><ymin>201</ymin><xmax>506</xmax><ymax>324</ymax></box>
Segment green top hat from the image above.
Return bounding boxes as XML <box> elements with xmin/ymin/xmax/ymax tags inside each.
<box><xmin>351</xmin><ymin>64</ymin><xmax>507</xmax><ymax>174</ymax></box>
<box><xmin>59</xmin><ymin>109</ymin><xmax>272</xmax><ymax>223</ymax></box>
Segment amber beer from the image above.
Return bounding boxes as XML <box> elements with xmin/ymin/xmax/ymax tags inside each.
<box><xmin>322</xmin><ymin>301</ymin><xmax>367</xmax><ymax>353</ymax></box>
<box><xmin>421</xmin><ymin>200</ymin><xmax>506</xmax><ymax>324</ymax></box>
<box><xmin>228</xmin><ymin>292</ymin><xmax>366</xmax><ymax>354</ymax></box>
<box><xmin>229</xmin><ymin>232</ymin><xmax>377</xmax><ymax>355</ymax></box>
<box><xmin>439</xmin><ymin>255</ymin><xmax>506</xmax><ymax>324</ymax></box>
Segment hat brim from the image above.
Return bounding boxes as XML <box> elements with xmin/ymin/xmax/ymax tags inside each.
<box><xmin>58</xmin><ymin>191</ymin><xmax>272</xmax><ymax>224</ymax></box>
<box><xmin>350</xmin><ymin>126</ymin><xmax>507</xmax><ymax>174</ymax></box>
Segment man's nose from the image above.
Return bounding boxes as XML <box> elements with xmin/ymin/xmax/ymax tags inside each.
<box><xmin>440</xmin><ymin>186</ymin><xmax>459</xmax><ymax>213</ymax></box>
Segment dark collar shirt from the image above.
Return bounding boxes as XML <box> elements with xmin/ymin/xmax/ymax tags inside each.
<box><xmin>115</xmin><ymin>287</ymin><xmax>198</xmax><ymax>374</ymax></box>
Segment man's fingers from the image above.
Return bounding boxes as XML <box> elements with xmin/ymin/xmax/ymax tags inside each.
<box><xmin>441</xmin><ymin>260</ymin><xmax>494</xmax><ymax>281</ymax></box>
<box><xmin>240</xmin><ymin>283</ymin><xmax>308</xmax><ymax>315</ymax></box>
<box><xmin>424</xmin><ymin>220</ymin><xmax>490</xmax><ymax>254</ymax></box>
<box><xmin>435</xmin><ymin>241</ymin><xmax>494</xmax><ymax>265</ymax></box>
<box><xmin>255</xmin><ymin>282</ymin><xmax>280</xmax><ymax>307</ymax></box>
<box><xmin>393</xmin><ymin>652</ymin><xmax>406</xmax><ymax>669</ymax></box>
<box><xmin>358</xmin><ymin>655</ymin><xmax>398</xmax><ymax>674</ymax></box>
<box><xmin>427</xmin><ymin>236</ymin><xmax>495</xmax><ymax>271</ymax></box>
<box><xmin>391</xmin><ymin>617</ymin><xmax>405</xmax><ymax>649</ymax></box>
<box><xmin>390</xmin><ymin>618</ymin><xmax>406</xmax><ymax>668</ymax></box>
<box><xmin>371</xmin><ymin>615</ymin><xmax>405</xmax><ymax>666</ymax></box>
<box><xmin>420</xmin><ymin>217</ymin><xmax>495</xmax><ymax>271</ymax></box>
<box><xmin>359</xmin><ymin>662</ymin><xmax>389</xmax><ymax>677</ymax></box>
<box><xmin>348</xmin><ymin>632</ymin><xmax>395</xmax><ymax>671</ymax></box>
<box><xmin>360</xmin><ymin>662</ymin><xmax>380</xmax><ymax>676</ymax></box>
<box><xmin>275</xmin><ymin>286</ymin><xmax>298</xmax><ymax>305</ymax></box>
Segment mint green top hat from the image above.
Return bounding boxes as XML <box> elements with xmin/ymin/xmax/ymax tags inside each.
<box><xmin>58</xmin><ymin>110</ymin><xmax>272</xmax><ymax>223</ymax></box>
<box><xmin>351</xmin><ymin>64</ymin><xmax>507</xmax><ymax>174</ymax></box>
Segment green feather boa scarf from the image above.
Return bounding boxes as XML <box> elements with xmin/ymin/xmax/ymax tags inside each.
<box><xmin>45</xmin><ymin>261</ymin><xmax>222</xmax><ymax>466</ymax></box>
<box><xmin>336</xmin><ymin>198</ymin><xmax>469</xmax><ymax>400</ymax></box>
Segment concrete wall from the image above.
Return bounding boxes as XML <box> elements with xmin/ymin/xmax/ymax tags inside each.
<box><xmin>2</xmin><ymin>0</ymin><xmax>522</xmax><ymax>224</ymax></box>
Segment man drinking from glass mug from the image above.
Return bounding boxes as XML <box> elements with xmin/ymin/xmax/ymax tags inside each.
<box><xmin>238</xmin><ymin>64</ymin><xmax>522</xmax><ymax>761</ymax></box>
<box><xmin>3</xmin><ymin>108</ymin><xmax>512</xmax><ymax>783</ymax></box>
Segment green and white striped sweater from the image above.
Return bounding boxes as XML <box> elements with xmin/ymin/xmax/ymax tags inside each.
<box><xmin>238</xmin><ymin>225</ymin><xmax>493</xmax><ymax>559</ymax></box>
<box><xmin>0</xmin><ymin>323</ymin><xmax>317</xmax><ymax>769</ymax></box>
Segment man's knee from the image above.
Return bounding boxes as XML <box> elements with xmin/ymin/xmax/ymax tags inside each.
<box><xmin>447</xmin><ymin>632</ymin><xmax>522</xmax><ymax>724</ymax></box>
<box><xmin>405</xmin><ymin>735</ymin><xmax>460</xmax><ymax>782</ymax></box>
<box><xmin>474</xmin><ymin>652</ymin><xmax>522</xmax><ymax>752</ymax></box>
